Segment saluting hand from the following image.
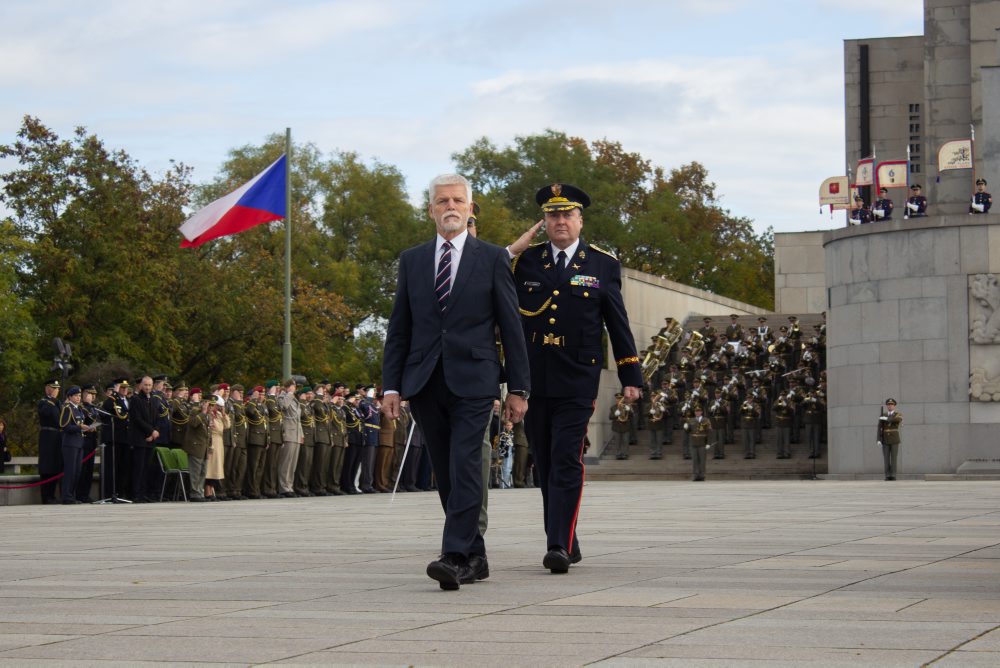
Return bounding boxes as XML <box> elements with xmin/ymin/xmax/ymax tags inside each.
<box><xmin>507</xmin><ymin>220</ymin><xmax>545</xmax><ymax>256</ymax></box>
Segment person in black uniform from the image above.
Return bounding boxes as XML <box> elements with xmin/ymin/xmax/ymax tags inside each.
<box><xmin>904</xmin><ymin>184</ymin><xmax>928</xmax><ymax>218</ymax></box>
<box><xmin>128</xmin><ymin>376</ymin><xmax>160</xmax><ymax>502</ymax></box>
<box><xmin>76</xmin><ymin>384</ymin><xmax>101</xmax><ymax>502</ymax></box>
<box><xmin>37</xmin><ymin>379</ymin><xmax>63</xmax><ymax>504</ymax></box>
<box><xmin>872</xmin><ymin>187</ymin><xmax>893</xmax><ymax>221</ymax></box>
<box><xmin>59</xmin><ymin>386</ymin><xmax>96</xmax><ymax>504</ymax></box>
<box><xmin>508</xmin><ymin>183</ymin><xmax>643</xmax><ymax>574</ymax></box>
<box><xmin>103</xmin><ymin>378</ymin><xmax>131</xmax><ymax>499</ymax></box>
<box><xmin>970</xmin><ymin>178</ymin><xmax>992</xmax><ymax>214</ymax></box>
<box><xmin>850</xmin><ymin>195</ymin><xmax>872</xmax><ymax>224</ymax></box>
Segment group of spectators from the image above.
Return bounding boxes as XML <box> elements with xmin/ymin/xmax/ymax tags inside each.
<box><xmin>31</xmin><ymin>376</ymin><xmax>538</xmax><ymax>505</ymax></box>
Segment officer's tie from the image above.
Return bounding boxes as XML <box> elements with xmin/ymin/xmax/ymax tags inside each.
<box><xmin>435</xmin><ymin>241</ymin><xmax>452</xmax><ymax>312</ymax></box>
<box><xmin>556</xmin><ymin>250</ymin><xmax>567</xmax><ymax>281</ymax></box>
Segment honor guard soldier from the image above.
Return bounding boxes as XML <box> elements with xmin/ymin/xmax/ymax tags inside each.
<box><xmin>850</xmin><ymin>195</ymin><xmax>872</xmax><ymax>224</ymax></box>
<box><xmin>244</xmin><ymin>386</ymin><xmax>268</xmax><ymax>499</ymax></box>
<box><xmin>77</xmin><ymin>384</ymin><xmax>101</xmax><ymax>502</ymax></box>
<box><xmin>37</xmin><ymin>379</ymin><xmax>63</xmax><ymax>504</ymax></box>
<box><xmin>698</xmin><ymin>317</ymin><xmax>718</xmax><ymax>356</ymax></box>
<box><xmin>104</xmin><ymin>378</ymin><xmax>131</xmax><ymax>499</ymax></box>
<box><xmin>872</xmin><ymin>186</ymin><xmax>894</xmax><ymax>221</ymax></box>
<box><xmin>739</xmin><ymin>397</ymin><xmax>760</xmax><ymax>459</ymax></box>
<box><xmin>905</xmin><ymin>184</ymin><xmax>928</xmax><ymax>218</ymax></box>
<box><xmin>877</xmin><ymin>398</ymin><xmax>902</xmax><ymax>480</ymax></box>
<box><xmin>294</xmin><ymin>386</ymin><xmax>316</xmax><ymax>496</ymax></box>
<box><xmin>227</xmin><ymin>384</ymin><xmax>249</xmax><ymax>499</ymax></box>
<box><xmin>309</xmin><ymin>385</ymin><xmax>333</xmax><ymax>496</ymax></box>
<box><xmin>510</xmin><ymin>183</ymin><xmax>643</xmax><ymax>573</ymax></box>
<box><xmin>609</xmin><ymin>393</ymin><xmax>632</xmax><ymax>460</ymax></box>
<box><xmin>263</xmin><ymin>381</ymin><xmax>283</xmax><ymax>498</ymax></box>
<box><xmin>724</xmin><ymin>313</ymin><xmax>743</xmax><ymax>343</ymax></box>
<box><xmin>970</xmin><ymin>178</ymin><xmax>992</xmax><ymax>214</ymax></box>
<box><xmin>685</xmin><ymin>405</ymin><xmax>711</xmax><ymax>481</ymax></box>
<box><xmin>327</xmin><ymin>384</ymin><xmax>349</xmax><ymax>495</ymax></box>
<box><xmin>773</xmin><ymin>393</ymin><xmax>793</xmax><ymax>459</ymax></box>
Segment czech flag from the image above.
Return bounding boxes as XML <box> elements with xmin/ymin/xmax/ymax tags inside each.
<box><xmin>179</xmin><ymin>154</ymin><xmax>286</xmax><ymax>248</ymax></box>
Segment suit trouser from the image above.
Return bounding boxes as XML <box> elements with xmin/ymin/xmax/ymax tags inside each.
<box><xmin>61</xmin><ymin>445</ymin><xmax>83</xmax><ymax>503</ymax></box>
<box><xmin>524</xmin><ymin>395</ymin><xmax>592</xmax><ymax>554</ymax></box>
<box><xmin>244</xmin><ymin>444</ymin><xmax>266</xmax><ymax>496</ymax></box>
<box><xmin>223</xmin><ymin>443</ymin><xmax>235</xmax><ymax>490</ymax></box>
<box><xmin>692</xmin><ymin>442</ymin><xmax>706</xmax><ymax>479</ymax></box>
<box><xmin>227</xmin><ymin>446</ymin><xmax>247</xmax><ymax>496</ymax></box>
<box><xmin>374</xmin><ymin>445</ymin><xmax>394</xmax><ymax>490</ymax></box>
<box><xmin>328</xmin><ymin>443</ymin><xmax>346</xmax><ymax>492</ymax></box>
<box><xmin>131</xmin><ymin>446</ymin><xmax>154</xmax><ymax>500</ymax></box>
<box><xmin>311</xmin><ymin>442</ymin><xmax>331</xmax><ymax>492</ymax></box>
<box><xmin>262</xmin><ymin>442</ymin><xmax>279</xmax><ymax>496</ymax></box>
<box><xmin>882</xmin><ymin>443</ymin><xmax>900</xmax><ymax>478</ymax></box>
<box><xmin>187</xmin><ymin>455</ymin><xmax>207</xmax><ymax>499</ymax></box>
<box><xmin>408</xmin><ymin>364</ymin><xmax>493</xmax><ymax>558</ymax></box>
<box><xmin>341</xmin><ymin>443</ymin><xmax>363</xmax><ymax>492</ymax></box>
<box><xmin>277</xmin><ymin>440</ymin><xmax>300</xmax><ymax>494</ymax></box>
<box><xmin>479</xmin><ymin>427</ymin><xmax>490</xmax><ymax>536</ymax></box>
<box><xmin>294</xmin><ymin>443</ymin><xmax>314</xmax><ymax>494</ymax></box>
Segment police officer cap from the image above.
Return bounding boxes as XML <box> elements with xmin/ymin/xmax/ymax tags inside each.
<box><xmin>536</xmin><ymin>183</ymin><xmax>590</xmax><ymax>212</ymax></box>
<box><xmin>45</xmin><ymin>378</ymin><xmax>61</xmax><ymax>388</ymax></box>
<box><xmin>885</xmin><ymin>398</ymin><xmax>897</xmax><ymax>405</ymax></box>
<box><xmin>977</xmin><ymin>178</ymin><xmax>988</xmax><ymax>186</ymax></box>
<box><xmin>152</xmin><ymin>374</ymin><xmax>168</xmax><ymax>382</ymax></box>
<box><xmin>82</xmin><ymin>383</ymin><xmax>97</xmax><ymax>394</ymax></box>
<box><xmin>910</xmin><ymin>184</ymin><xmax>922</xmax><ymax>190</ymax></box>
<box><xmin>66</xmin><ymin>386</ymin><xmax>81</xmax><ymax>397</ymax></box>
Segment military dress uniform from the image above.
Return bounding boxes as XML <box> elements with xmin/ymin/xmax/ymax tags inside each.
<box><xmin>77</xmin><ymin>387</ymin><xmax>101</xmax><ymax>502</ymax></box>
<box><xmin>873</xmin><ymin>196</ymin><xmax>894</xmax><ymax>221</ymax></box>
<box><xmin>59</xmin><ymin>388</ymin><xmax>88</xmax><ymax>504</ymax></box>
<box><xmin>244</xmin><ymin>392</ymin><xmax>268</xmax><ymax>498</ymax></box>
<box><xmin>103</xmin><ymin>382</ymin><xmax>131</xmax><ymax>499</ymax></box>
<box><xmin>970</xmin><ymin>180</ymin><xmax>992</xmax><ymax>214</ymax></box>
<box><xmin>802</xmin><ymin>392</ymin><xmax>824</xmax><ymax>458</ymax></box>
<box><xmin>878</xmin><ymin>400</ymin><xmax>903</xmax><ymax>480</ymax></box>
<box><xmin>310</xmin><ymin>394</ymin><xmax>332</xmax><ymax>495</ymax></box>
<box><xmin>739</xmin><ymin>400</ymin><xmax>760</xmax><ymax>459</ymax></box>
<box><xmin>513</xmin><ymin>183</ymin><xmax>643</xmax><ymax>570</ymax></box>
<box><xmin>905</xmin><ymin>187</ymin><xmax>928</xmax><ymax>218</ymax></box>
<box><xmin>227</xmin><ymin>388</ymin><xmax>248</xmax><ymax>499</ymax></box>
<box><xmin>183</xmin><ymin>398</ymin><xmax>211</xmax><ymax>501</ymax></box>
<box><xmin>609</xmin><ymin>397</ymin><xmax>632</xmax><ymax>460</ymax></box>
<box><xmin>327</xmin><ymin>401</ymin><xmax>348</xmax><ymax>494</ymax></box>
<box><xmin>294</xmin><ymin>389</ymin><xmax>315</xmax><ymax>496</ymax></box>
<box><xmin>708</xmin><ymin>394</ymin><xmax>729</xmax><ymax>458</ymax></box>
<box><xmin>263</xmin><ymin>386</ymin><xmax>283</xmax><ymax>497</ymax></box>
<box><xmin>37</xmin><ymin>382</ymin><xmax>64</xmax><ymax>504</ymax></box>
<box><xmin>772</xmin><ymin>395</ymin><xmax>793</xmax><ymax>458</ymax></box>
<box><xmin>685</xmin><ymin>410</ymin><xmax>711</xmax><ymax>481</ymax></box>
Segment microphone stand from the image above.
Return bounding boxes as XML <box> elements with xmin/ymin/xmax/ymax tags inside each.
<box><xmin>93</xmin><ymin>405</ymin><xmax>131</xmax><ymax>504</ymax></box>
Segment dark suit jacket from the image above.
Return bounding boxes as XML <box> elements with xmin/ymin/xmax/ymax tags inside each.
<box><xmin>129</xmin><ymin>391</ymin><xmax>157</xmax><ymax>448</ymax></box>
<box><xmin>383</xmin><ymin>235</ymin><xmax>529</xmax><ymax>399</ymax></box>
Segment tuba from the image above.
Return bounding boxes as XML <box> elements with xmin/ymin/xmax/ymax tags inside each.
<box><xmin>642</xmin><ymin>319</ymin><xmax>683</xmax><ymax>382</ymax></box>
<box><xmin>682</xmin><ymin>330</ymin><xmax>705</xmax><ymax>360</ymax></box>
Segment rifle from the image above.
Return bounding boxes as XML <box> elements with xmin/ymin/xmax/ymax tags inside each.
<box><xmin>876</xmin><ymin>405</ymin><xmax>886</xmax><ymax>447</ymax></box>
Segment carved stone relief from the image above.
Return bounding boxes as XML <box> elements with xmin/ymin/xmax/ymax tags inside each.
<box><xmin>969</xmin><ymin>273</ymin><xmax>1000</xmax><ymax>402</ymax></box>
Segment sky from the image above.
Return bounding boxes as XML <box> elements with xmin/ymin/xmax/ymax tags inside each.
<box><xmin>1</xmin><ymin>0</ymin><xmax>924</xmax><ymax>235</ymax></box>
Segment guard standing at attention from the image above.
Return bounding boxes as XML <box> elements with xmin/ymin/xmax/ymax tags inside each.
<box><xmin>970</xmin><ymin>178</ymin><xmax>992</xmax><ymax>214</ymax></box>
<box><xmin>508</xmin><ymin>183</ymin><xmax>643</xmax><ymax>574</ymax></box>
<box><xmin>877</xmin><ymin>398</ymin><xmax>903</xmax><ymax>480</ymax></box>
<box><xmin>37</xmin><ymin>379</ymin><xmax>63</xmax><ymax>504</ymax></box>
<box><xmin>872</xmin><ymin>187</ymin><xmax>894</xmax><ymax>221</ymax></box>
<box><xmin>904</xmin><ymin>184</ymin><xmax>928</xmax><ymax>218</ymax></box>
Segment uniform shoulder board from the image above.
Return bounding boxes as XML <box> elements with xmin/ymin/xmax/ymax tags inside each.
<box><xmin>528</xmin><ymin>240</ymin><xmax>546</xmax><ymax>248</ymax></box>
<box><xmin>589</xmin><ymin>244</ymin><xmax>618</xmax><ymax>260</ymax></box>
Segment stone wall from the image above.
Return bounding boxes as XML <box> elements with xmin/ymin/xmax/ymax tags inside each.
<box><xmin>824</xmin><ymin>215</ymin><xmax>1000</xmax><ymax>475</ymax></box>
<box><xmin>774</xmin><ymin>231</ymin><xmax>828</xmax><ymax>314</ymax></box>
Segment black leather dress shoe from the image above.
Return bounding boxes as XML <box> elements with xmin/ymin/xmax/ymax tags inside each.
<box><xmin>543</xmin><ymin>547</ymin><xmax>571</xmax><ymax>574</ymax></box>
<box><xmin>426</xmin><ymin>554</ymin><xmax>468</xmax><ymax>590</ymax></box>
<box><xmin>463</xmin><ymin>555</ymin><xmax>490</xmax><ymax>583</ymax></box>
<box><xmin>569</xmin><ymin>545</ymin><xmax>582</xmax><ymax>565</ymax></box>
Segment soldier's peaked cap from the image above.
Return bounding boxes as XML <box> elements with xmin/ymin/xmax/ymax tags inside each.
<box><xmin>536</xmin><ymin>183</ymin><xmax>590</xmax><ymax>212</ymax></box>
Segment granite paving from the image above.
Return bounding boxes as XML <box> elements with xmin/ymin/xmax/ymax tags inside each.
<box><xmin>0</xmin><ymin>480</ymin><xmax>998</xmax><ymax>666</ymax></box>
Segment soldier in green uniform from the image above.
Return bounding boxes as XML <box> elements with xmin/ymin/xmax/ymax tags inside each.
<box><xmin>294</xmin><ymin>386</ymin><xmax>315</xmax><ymax>496</ymax></box>
<box><xmin>609</xmin><ymin>393</ymin><xmax>632</xmax><ymax>460</ymax></box>
<box><xmin>685</xmin><ymin>405</ymin><xmax>711</xmax><ymax>481</ymax></box>
<box><xmin>183</xmin><ymin>390</ymin><xmax>212</xmax><ymax>501</ymax></box>
<box><xmin>772</xmin><ymin>392</ymin><xmax>793</xmax><ymax>459</ymax></box>
<box><xmin>877</xmin><ymin>398</ymin><xmax>902</xmax><ymax>480</ymax></box>
<box><xmin>263</xmin><ymin>381</ymin><xmax>283</xmax><ymax>498</ymax></box>
<box><xmin>227</xmin><ymin>385</ymin><xmax>249</xmax><ymax>500</ymax></box>
<box><xmin>739</xmin><ymin>397</ymin><xmax>760</xmax><ymax>459</ymax></box>
<box><xmin>310</xmin><ymin>385</ymin><xmax>332</xmax><ymax>496</ymax></box>
<box><xmin>327</xmin><ymin>386</ymin><xmax>348</xmax><ymax>495</ymax></box>
<box><xmin>803</xmin><ymin>390</ymin><xmax>824</xmax><ymax>459</ymax></box>
<box><xmin>169</xmin><ymin>384</ymin><xmax>190</xmax><ymax>451</ymax></box>
<box><xmin>708</xmin><ymin>388</ymin><xmax>729</xmax><ymax>459</ymax></box>
<box><xmin>244</xmin><ymin>385</ymin><xmax>268</xmax><ymax>499</ymax></box>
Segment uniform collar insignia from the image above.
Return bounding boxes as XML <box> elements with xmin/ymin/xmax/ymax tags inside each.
<box><xmin>543</xmin><ymin>262</ymin><xmax>552</xmax><ymax>269</ymax></box>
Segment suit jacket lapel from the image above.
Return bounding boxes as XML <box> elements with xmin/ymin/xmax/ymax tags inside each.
<box><xmin>448</xmin><ymin>235</ymin><xmax>479</xmax><ymax>308</ymax></box>
<box><xmin>416</xmin><ymin>239</ymin><xmax>440</xmax><ymax>319</ymax></box>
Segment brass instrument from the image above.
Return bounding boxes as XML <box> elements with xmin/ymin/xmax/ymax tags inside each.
<box><xmin>682</xmin><ymin>330</ymin><xmax>705</xmax><ymax>359</ymax></box>
<box><xmin>648</xmin><ymin>393</ymin><xmax>666</xmax><ymax>420</ymax></box>
<box><xmin>614</xmin><ymin>395</ymin><xmax>632</xmax><ymax>423</ymax></box>
<box><xmin>641</xmin><ymin>319</ymin><xmax>683</xmax><ymax>383</ymax></box>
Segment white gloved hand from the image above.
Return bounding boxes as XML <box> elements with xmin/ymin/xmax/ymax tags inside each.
<box><xmin>879</xmin><ymin>416</ymin><xmax>888</xmax><ymax>421</ymax></box>
<box><xmin>972</xmin><ymin>202</ymin><xmax>985</xmax><ymax>212</ymax></box>
<box><xmin>614</xmin><ymin>410</ymin><xmax>621</xmax><ymax>416</ymax></box>
<box><xmin>907</xmin><ymin>202</ymin><xmax>918</xmax><ymax>212</ymax></box>
<box><xmin>877</xmin><ymin>441</ymin><xmax>883</xmax><ymax>447</ymax></box>
<box><xmin>873</xmin><ymin>208</ymin><xmax>884</xmax><ymax>219</ymax></box>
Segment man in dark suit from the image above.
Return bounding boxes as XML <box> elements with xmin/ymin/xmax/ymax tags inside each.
<box><xmin>128</xmin><ymin>376</ymin><xmax>160</xmax><ymax>502</ymax></box>
<box><xmin>507</xmin><ymin>183</ymin><xmax>643</xmax><ymax>574</ymax></box>
<box><xmin>382</xmin><ymin>173</ymin><xmax>530</xmax><ymax>591</ymax></box>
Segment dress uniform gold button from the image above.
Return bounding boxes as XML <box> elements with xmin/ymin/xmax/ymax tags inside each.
<box><xmin>549</xmin><ymin>318</ymin><xmax>556</xmax><ymax>325</ymax></box>
<box><xmin>584</xmin><ymin>291</ymin><xmax>590</xmax><ymax>297</ymax></box>
<box><xmin>553</xmin><ymin>290</ymin><xmax>560</xmax><ymax>296</ymax></box>
<box><xmin>550</xmin><ymin>304</ymin><xmax>558</xmax><ymax>310</ymax></box>
<box><xmin>591</xmin><ymin>358</ymin><xmax>596</xmax><ymax>364</ymax></box>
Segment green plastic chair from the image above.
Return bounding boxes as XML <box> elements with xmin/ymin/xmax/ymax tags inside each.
<box><xmin>155</xmin><ymin>447</ymin><xmax>187</xmax><ymax>502</ymax></box>
<box><xmin>170</xmin><ymin>448</ymin><xmax>192</xmax><ymax>500</ymax></box>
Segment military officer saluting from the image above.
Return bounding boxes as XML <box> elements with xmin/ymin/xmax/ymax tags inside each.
<box><xmin>508</xmin><ymin>183</ymin><xmax>643</xmax><ymax>574</ymax></box>
<box><xmin>970</xmin><ymin>178</ymin><xmax>992</xmax><ymax>214</ymax></box>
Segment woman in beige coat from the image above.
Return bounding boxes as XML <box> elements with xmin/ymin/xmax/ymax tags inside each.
<box><xmin>205</xmin><ymin>399</ymin><xmax>230</xmax><ymax>498</ymax></box>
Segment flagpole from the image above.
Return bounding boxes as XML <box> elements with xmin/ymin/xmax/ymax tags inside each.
<box><xmin>282</xmin><ymin>128</ymin><xmax>293</xmax><ymax>380</ymax></box>
<box><xmin>970</xmin><ymin>123</ymin><xmax>977</xmax><ymax>197</ymax></box>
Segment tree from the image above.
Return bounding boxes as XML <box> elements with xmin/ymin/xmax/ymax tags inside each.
<box><xmin>453</xmin><ymin>130</ymin><xmax>774</xmax><ymax>308</ymax></box>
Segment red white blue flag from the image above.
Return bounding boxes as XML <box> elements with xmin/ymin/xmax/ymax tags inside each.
<box><xmin>179</xmin><ymin>154</ymin><xmax>286</xmax><ymax>248</ymax></box>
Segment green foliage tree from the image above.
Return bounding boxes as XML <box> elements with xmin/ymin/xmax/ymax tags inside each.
<box><xmin>453</xmin><ymin>130</ymin><xmax>774</xmax><ymax>308</ymax></box>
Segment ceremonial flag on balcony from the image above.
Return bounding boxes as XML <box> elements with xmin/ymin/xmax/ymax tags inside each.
<box><xmin>937</xmin><ymin>139</ymin><xmax>973</xmax><ymax>172</ymax></box>
<box><xmin>179</xmin><ymin>154</ymin><xmax>287</xmax><ymax>248</ymax></box>
<box><xmin>876</xmin><ymin>161</ymin><xmax>908</xmax><ymax>188</ymax></box>
<box><xmin>855</xmin><ymin>158</ymin><xmax>875</xmax><ymax>186</ymax></box>
<box><xmin>819</xmin><ymin>176</ymin><xmax>850</xmax><ymax>208</ymax></box>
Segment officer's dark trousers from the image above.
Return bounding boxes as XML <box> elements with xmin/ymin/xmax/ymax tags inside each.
<box><xmin>61</xmin><ymin>444</ymin><xmax>83</xmax><ymax>503</ymax></box>
<box><xmin>341</xmin><ymin>443</ymin><xmax>362</xmax><ymax>492</ymax></box>
<box><xmin>408</xmin><ymin>362</ymin><xmax>493</xmax><ymax>558</ymax></box>
<box><xmin>131</xmin><ymin>445</ymin><xmax>153</xmax><ymax>500</ymax></box>
<box><xmin>776</xmin><ymin>426</ymin><xmax>791</xmax><ymax>458</ymax></box>
<box><xmin>311</xmin><ymin>442</ymin><xmax>330</xmax><ymax>492</ymax></box>
<box><xmin>38</xmin><ymin>436</ymin><xmax>63</xmax><ymax>503</ymax></box>
<box><xmin>76</xmin><ymin>439</ymin><xmax>97</xmax><ymax>501</ymax></box>
<box><xmin>882</xmin><ymin>442</ymin><xmax>900</xmax><ymax>479</ymax></box>
<box><xmin>294</xmin><ymin>444</ymin><xmax>314</xmax><ymax>494</ymax></box>
<box><xmin>807</xmin><ymin>423</ymin><xmax>821</xmax><ymax>457</ymax></box>
<box><xmin>692</xmin><ymin>442</ymin><xmax>706</xmax><ymax>480</ymax></box>
<box><xmin>244</xmin><ymin>444</ymin><xmax>266</xmax><ymax>497</ymax></box>
<box><xmin>328</xmin><ymin>444</ymin><xmax>346</xmax><ymax>492</ymax></box>
<box><xmin>524</xmin><ymin>396</ymin><xmax>591</xmax><ymax>554</ymax></box>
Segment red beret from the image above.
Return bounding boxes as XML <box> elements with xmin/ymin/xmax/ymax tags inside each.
<box><xmin>218</xmin><ymin>383</ymin><xmax>230</xmax><ymax>390</ymax></box>
<box><xmin>253</xmin><ymin>385</ymin><xmax>265</xmax><ymax>394</ymax></box>
<box><xmin>190</xmin><ymin>387</ymin><xmax>202</xmax><ymax>394</ymax></box>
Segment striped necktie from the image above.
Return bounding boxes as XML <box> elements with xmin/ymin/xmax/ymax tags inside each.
<box><xmin>435</xmin><ymin>241</ymin><xmax>452</xmax><ymax>312</ymax></box>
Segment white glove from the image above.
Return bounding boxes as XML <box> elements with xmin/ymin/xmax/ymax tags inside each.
<box><xmin>614</xmin><ymin>410</ymin><xmax>621</xmax><ymax>416</ymax></box>
<box><xmin>906</xmin><ymin>202</ymin><xmax>918</xmax><ymax>212</ymax></box>
<box><xmin>877</xmin><ymin>440</ymin><xmax>883</xmax><ymax>447</ymax></box>
<box><xmin>683</xmin><ymin>423</ymin><xmax>690</xmax><ymax>432</ymax></box>
<box><xmin>972</xmin><ymin>202</ymin><xmax>985</xmax><ymax>212</ymax></box>
<box><xmin>879</xmin><ymin>416</ymin><xmax>888</xmax><ymax>421</ymax></box>
<box><xmin>873</xmin><ymin>208</ymin><xmax>885</xmax><ymax>219</ymax></box>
